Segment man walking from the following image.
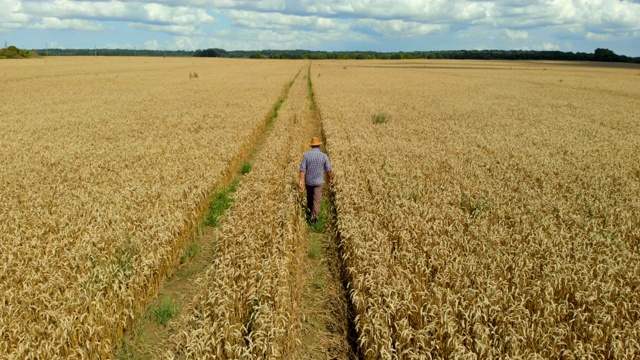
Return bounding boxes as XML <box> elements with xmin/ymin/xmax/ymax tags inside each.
<box><xmin>299</xmin><ymin>137</ymin><xmax>333</xmax><ymax>224</ymax></box>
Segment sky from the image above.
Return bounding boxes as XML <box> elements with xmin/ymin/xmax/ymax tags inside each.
<box><xmin>1</xmin><ymin>0</ymin><xmax>639</xmax><ymax>56</ymax></box>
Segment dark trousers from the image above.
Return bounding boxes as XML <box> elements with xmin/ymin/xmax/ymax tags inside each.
<box><xmin>305</xmin><ymin>185</ymin><xmax>323</xmax><ymax>220</ymax></box>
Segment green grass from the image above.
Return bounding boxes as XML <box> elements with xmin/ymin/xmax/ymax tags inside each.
<box><xmin>153</xmin><ymin>298</ymin><xmax>179</xmax><ymax>326</ymax></box>
<box><xmin>460</xmin><ymin>193</ymin><xmax>487</xmax><ymax>219</ymax></box>
<box><xmin>269</xmin><ymin>99</ymin><xmax>284</xmax><ymax>122</ymax></box>
<box><xmin>313</xmin><ymin>275</ymin><xmax>328</xmax><ymax>290</ymax></box>
<box><xmin>117</xmin><ymin>324</ymin><xmax>144</xmax><ymax>360</ymax></box>
<box><xmin>114</xmin><ymin>235</ymin><xmax>139</xmax><ymax>277</ymax></box>
<box><xmin>371</xmin><ymin>112</ymin><xmax>391</xmax><ymax>124</ymax></box>
<box><xmin>308</xmin><ymin>217</ymin><xmax>326</xmax><ymax>233</ymax></box>
<box><xmin>266</xmin><ymin>69</ymin><xmax>299</xmax><ymax>135</ymax></box>
<box><xmin>307</xmin><ymin>66</ymin><xmax>316</xmax><ymax>111</ymax></box>
<box><xmin>180</xmin><ymin>240</ymin><xmax>201</xmax><ymax>264</ymax></box>
<box><xmin>308</xmin><ymin>191</ymin><xmax>329</xmax><ymax>233</ymax></box>
<box><xmin>203</xmin><ymin>179</ymin><xmax>239</xmax><ymax>228</ymax></box>
<box><xmin>308</xmin><ymin>235</ymin><xmax>322</xmax><ymax>260</ymax></box>
<box><xmin>241</xmin><ymin>162</ymin><xmax>252</xmax><ymax>175</ymax></box>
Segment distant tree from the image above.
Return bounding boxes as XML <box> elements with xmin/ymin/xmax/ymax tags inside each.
<box><xmin>250</xmin><ymin>52</ymin><xmax>268</xmax><ymax>59</ymax></box>
<box><xmin>307</xmin><ymin>52</ymin><xmax>327</xmax><ymax>60</ymax></box>
<box><xmin>194</xmin><ymin>48</ymin><xmax>227</xmax><ymax>57</ymax></box>
<box><xmin>593</xmin><ymin>48</ymin><xmax>619</xmax><ymax>62</ymax></box>
<box><xmin>0</xmin><ymin>45</ymin><xmax>33</xmax><ymax>59</ymax></box>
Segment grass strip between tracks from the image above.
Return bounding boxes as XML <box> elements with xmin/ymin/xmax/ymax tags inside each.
<box><xmin>118</xmin><ymin>68</ymin><xmax>301</xmax><ymax>359</ymax></box>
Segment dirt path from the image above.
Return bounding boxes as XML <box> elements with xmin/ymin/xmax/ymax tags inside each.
<box><xmin>118</xmin><ymin>70</ymin><xmax>300</xmax><ymax>359</ymax></box>
<box><xmin>295</xmin><ymin>66</ymin><xmax>358</xmax><ymax>359</ymax></box>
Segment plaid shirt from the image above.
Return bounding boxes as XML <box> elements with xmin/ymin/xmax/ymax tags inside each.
<box><xmin>299</xmin><ymin>147</ymin><xmax>332</xmax><ymax>186</ymax></box>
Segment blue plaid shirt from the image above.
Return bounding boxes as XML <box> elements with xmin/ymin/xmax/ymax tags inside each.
<box><xmin>299</xmin><ymin>148</ymin><xmax>332</xmax><ymax>186</ymax></box>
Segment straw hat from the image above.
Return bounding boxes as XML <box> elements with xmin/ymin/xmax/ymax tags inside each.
<box><xmin>309</xmin><ymin>137</ymin><xmax>323</xmax><ymax>146</ymax></box>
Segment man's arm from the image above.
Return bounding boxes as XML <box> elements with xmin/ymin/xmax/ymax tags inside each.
<box><xmin>325</xmin><ymin>154</ymin><xmax>333</xmax><ymax>186</ymax></box>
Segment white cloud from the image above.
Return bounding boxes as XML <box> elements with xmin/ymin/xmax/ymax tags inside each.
<box><xmin>586</xmin><ymin>31</ymin><xmax>610</xmax><ymax>41</ymax></box>
<box><xmin>541</xmin><ymin>42</ymin><xmax>560</xmax><ymax>51</ymax></box>
<box><xmin>598</xmin><ymin>0</ymin><xmax>640</xmax><ymax>28</ymax></box>
<box><xmin>105</xmin><ymin>41</ymin><xmax>133</xmax><ymax>49</ymax></box>
<box><xmin>283</xmin><ymin>0</ymin><xmax>492</xmax><ymax>22</ymax></box>
<box><xmin>358</xmin><ymin>19</ymin><xmax>448</xmax><ymax>38</ymax></box>
<box><xmin>0</xmin><ymin>23</ymin><xmax>24</xmax><ymax>33</ymax></box>
<box><xmin>173</xmin><ymin>36</ymin><xmax>196</xmax><ymax>50</ymax></box>
<box><xmin>22</xmin><ymin>1</ymin><xmax>217</xmax><ymax>25</ymax></box>
<box><xmin>488</xmin><ymin>0</ymin><xmax>640</xmax><ymax>30</ymax></box>
<box><xmin>564</xmin><ymin>23</ymin><xmax>586</xmax><ymax>34</ymax></box>
<box><xmin>12</xmin><ymin>0</ymin><xmax>640</xmax><ymax>32</ymax></box>
<box><xmin>1</xmin><ymin>0</ymin><xmax>24</xmax><ymax>18</ymax></box>
<box><xmin>194</xmin><ymin>0</ymin><xmax>639</xmax><ymax>49</ymax></box>
<box><xmin>31</xmin><ymin>17</ymin><xmax>104</xmax><ymax>31</ymax></box>
<box><xmin>504</xmin><ymin>28</ymin><xmax>528</xmax><ymax>40</ymax></box>
<box><xmin>226</xmin><ymin>9</ymin><xmax>347</xmax><ymax>32</ymax></box>
<box><xmin>208</xmin><ymin>0</ymin><xmax>286</xmax><ymax>12</ymax></box>
<box><xmin>144</xmin><ymin>39</ymin><xmax>159</xmax><ymax>50</ymax></box>
<box><xmin>143</xmin><ymin>4</ymin><xmax>217</xmax><ymax>25</ymax></box>
<box><xmin>454</xmin><ymin>1</ymin><xmax>493</xmax><ymax>22</ymax></box>
<box><xmin>203</xmin><ymin>27</ymin><xmax>370</xmax><ymax>51</ymax></box>
<box><xmin>22</xmin><ymin>0</ymin><xmax>136</xmax><ymax>20</ymax></box>
<box><xmin>129</xmin><ymin>22</ymin><xmax>200</xmax><ymax>36</ymax></box>
<box><xmin>0</xmin><ymin>0</ymin><xmax>31</xmax><ymax>30</ymax></box>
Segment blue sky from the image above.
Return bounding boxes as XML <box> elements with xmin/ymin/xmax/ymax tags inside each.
<box><xmin>2</xmin><ymin>0</ymin><xmax>639</xmax><ymax>56</ymax></box>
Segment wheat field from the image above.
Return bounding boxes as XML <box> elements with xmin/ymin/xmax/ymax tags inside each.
<box><xmin>167</xmin><ymin>66</ymin><xmax>318</xmax><ymax>359</ymax></box>
<box><xmin>311</xmin><ymin>60</ymin><xmax>640</xmax><ymax>358</ymax></box>
<box><xmin>0</xmin><ymin>57</ymin><xmax>301</xmax><ymax>358</ymax></box>
<box><xmin>2</xmin><ymin>57</ymin><xmax>639</xmax><ymax>359</ymax></box>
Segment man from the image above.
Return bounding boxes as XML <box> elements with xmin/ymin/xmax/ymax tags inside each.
<box><xmin>298</xmin><ymin>136</ymin><xmax>333</xmax><ymax>224</ymax></box>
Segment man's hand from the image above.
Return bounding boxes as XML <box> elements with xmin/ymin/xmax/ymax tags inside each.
<box><xmin>298</xmin><ymin>180</ymin><xmax>304</xmax><ymax>190</ymax></box>
<box><xmin>298</xmin><ymin>171</ymin><xmax>305</xmax><ymax>190</ymax></box>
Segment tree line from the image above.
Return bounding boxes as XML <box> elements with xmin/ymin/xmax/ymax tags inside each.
<box><xmin>194</xmin><ymin>48</ymin><xmax>639</xmax><ymax>63</ymax></box>
<box><xmin>31</xmin><ymin>48</ymin><xmax>194</xmax><ymax>57</ymax></box>
<box><xmin>26</xmin><ymin>46</ymin><xmax>640</xmax><ymax>64</ymax></box>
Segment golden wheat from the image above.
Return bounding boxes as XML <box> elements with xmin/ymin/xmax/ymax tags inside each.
<box><xmin>0</xmin><ymin>57</ymin><xmax>301</xmax><ymax>358</ymax></box>
<box><xmin>4</xmin><ymin>57</ymin><xmax>638</xmax><ymax>359</ymax></box>
<box><xmin>312</xmin><ymin>60</ymin><xmax>640</xmax><ymax>359</ymax></box>
<box><xmin>169</xmin><ymin>67</ymin><xmax>311</xmax><ymax>359</ymax></box>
